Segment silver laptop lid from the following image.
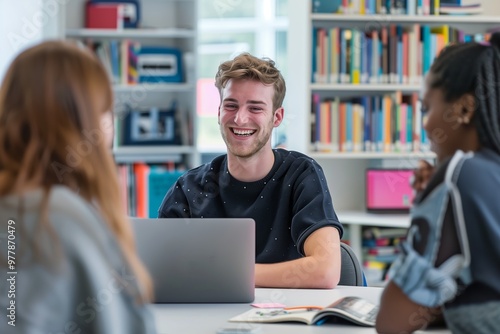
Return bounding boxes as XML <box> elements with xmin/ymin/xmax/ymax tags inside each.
<box><xmin>130</xmin><ymin>218</ymin><xmax>255</xmax><ymax>303</ymax></box>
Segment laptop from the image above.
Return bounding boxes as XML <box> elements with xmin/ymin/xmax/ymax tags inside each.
<box><xmin>366</xmin><ymin>169</ymin><xmax>415</xmax><ymax>213</ymax></box>
<box><xmin>130</xmin><ymin>218</ymin><xmax>255</xmax><ymax>303</ymax></box>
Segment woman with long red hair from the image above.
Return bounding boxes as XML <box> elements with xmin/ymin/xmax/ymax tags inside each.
<box><xmin>0</xmin><ymin>40</ymin><xmax>155</xmax><ymax>333</ymax></box>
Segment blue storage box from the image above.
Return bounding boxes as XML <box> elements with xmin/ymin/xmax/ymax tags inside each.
<box><xmin>138</xmin><ymin>46</ymin><xmax>183</xmax><ymax>83</ymax></box>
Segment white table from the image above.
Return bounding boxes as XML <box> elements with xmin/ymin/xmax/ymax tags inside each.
<box><xmin>152</xmin><ymin>286</ymin><xmax>451</xmax><ymax>334</ymax></box>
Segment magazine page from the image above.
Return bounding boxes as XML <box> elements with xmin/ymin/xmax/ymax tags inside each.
<box><xmin>230</xmin><ymin>296</ymin><xmax>379</xmax><ymax>327</ymax></box>
<box><xmin>316</xmin><ymin>296</ymin><xmax>379</xmax><ymax>326</ymax></box>
<box><xmin>229</xmin><ymin>308</ymin><xmax>318</xmax><ymax>325</ymax></box>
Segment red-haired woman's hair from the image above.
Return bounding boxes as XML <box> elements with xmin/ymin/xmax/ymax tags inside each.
<box><xmin>0</xmin><ymin>40</ymin><xmax>152</xmax><ymax>302</ymax></box>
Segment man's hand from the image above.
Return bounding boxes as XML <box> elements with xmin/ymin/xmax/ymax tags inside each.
<box><xmin>412</xmin><ymin>160</ymin><xmax>434</xmax><ymax>194</ymax></box>
<box><xmin>254</xmin><ymin>226</ymin><xmax>341</xmax><ymax>289</ymax></box>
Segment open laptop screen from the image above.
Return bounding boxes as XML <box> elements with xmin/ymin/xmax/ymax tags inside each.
<box><xmin>130</xmin><ymin>218</ymin><xmax>255</xmax><ymax>303</ymax></box>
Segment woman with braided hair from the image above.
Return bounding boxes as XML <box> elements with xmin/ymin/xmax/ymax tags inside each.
<box><xmin>376</xmin><ymin>33</ymin><xmax>500</xmax><ymax>333</ymax></box>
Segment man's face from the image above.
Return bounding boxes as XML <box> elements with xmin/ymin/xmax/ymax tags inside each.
<box><xmin>218</xmin><ymin>79</ymin><xmax>283</xmax><ymax>159</ymax></box>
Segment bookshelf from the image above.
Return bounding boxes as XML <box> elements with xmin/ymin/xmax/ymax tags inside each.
<box><xmin>53</xmin><ymin>0</ymin><xmax>199</xmax><ymax>217</ymax></box>
<box><xmin>60</xmin><ymin>0</ymin><xmax>200</xmax><ymax>168</ymax></box>
<box><xmin>287</xmin><ymin>1</ymin><xmax>500</xmax><ymax>282</ymax></box>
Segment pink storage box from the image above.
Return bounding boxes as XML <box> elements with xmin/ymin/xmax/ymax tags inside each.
<box><xmin>366</xmin><ymin>169</ymin><xmax>415</xmax><ymax>213</ymax></box>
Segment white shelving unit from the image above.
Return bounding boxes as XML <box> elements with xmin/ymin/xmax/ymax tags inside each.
<box><xmin>287</xmin><ymin>1</ymin><xmax>500</xmax><ymax>263</ymax></box>
<box><xmin>310</xmin><ymin>83</ymin><xmax>422</xmax><ymax>93</ymax></box>
<box><xmin>338</xmin><ymin>211</ymin><xmax>410</xmax><ymax>262</ymax></box>
<box><xmin>66</xmin><ymin>28</ymin><xmax>195</xmax><ymax>39</ymax></box>
<box><xmin>59</xmin><ymin>0</ymin><xmax>199</xmax><ymax>167</ymax></box>
<box><xmin>113</xmin><ymin>145</ymin><xmax>197</xmax><ymax>164</ymax></box>
<box><xmin>311</xmin><ymin>13</ymin><xmax>500</xmax><ymax>24</ymax></box>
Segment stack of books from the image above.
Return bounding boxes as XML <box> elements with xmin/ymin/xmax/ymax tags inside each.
<box><xmin>440</xmin><ymin>0</ymin><xmax>483</xmax><ymax>15</ymax></box>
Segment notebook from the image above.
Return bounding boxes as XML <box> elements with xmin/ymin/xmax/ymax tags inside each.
<box><xmin>130</xmin><ymin>218</ymin><xmax>255</xmax><ymax>303</ymax></box>
<box><xmin>366</xmin><ymin>169</ymin><xmax>415</xmax><ymax>213</ymax></box>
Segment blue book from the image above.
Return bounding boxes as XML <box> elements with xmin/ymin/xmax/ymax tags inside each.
<box><xmin>313</xmin><ymin>94</ymin><xmax>321</xmax><ymax>143</ymax></box>
<box><xmin>422</xmin><ymin>26</ymin><xmax>431</xmax><ymax>76</ymax></box>
<box><xmin>366</xmin><ymin>37</ymin><xmax>372</xmax><ymax>84</ymax></box>
<box><xmin>346</xmin><ymin>103</ymin><xmax>353</xmax><ymax>152</ymax></box>
<box><xmin>397</xmin><ymin>26</ymin><xmax>403</xmax><ymax>84</ymax></box>
<box><xmin>363</xmin><ymin>97</ymin><xmax>371</xmax><ymax>151</ymax></box>
<box><xmin>407</xmin><ymin>0</ymin><xmax>416</xmax><ymax>15</ymax></box>
<box><xmin>377</xmin><ymin>102</ymin><xmax>383</xmax><ymax>152</ymax></box>
<box><xmin>406</xmin><ymin>105</ymin><xmax>413</xmax><ymax>150</ymax></box>
<box><xmin>109</xmin><ymin>40</ymin><xmax>120</xmax><ymax>84</ymax></box>
<box><xmin>364</xmin><ymin>35</ymin><xmax>371</xmax><ymax>84</ymax></box>
<box><xmin>378</xmin><ymin>34</ymin><xmax>383</xmax><ymax>81</ymax></box>
<box><xmin>312</xmin><ymin>0</ymin><xmax>342</xmax><ymax>13</ymax></box>
<box><xmin>371</xmin><ymin>96</ymin><xmax>379</xmax><ymax>151</ymax></box>
<box><xmin>431</xmin><ymin>34</ymin><xmax>437</xmax><ymax>67</ymax></box>
<box><xmin>148</xmin><ymin>168</ymin><xmax>184</xmax><ymax>218</ymax></box>
<box><xmin>340</xmin><ymin>29</ymin><xmax>347</xmax><ymax>83</ymax></box>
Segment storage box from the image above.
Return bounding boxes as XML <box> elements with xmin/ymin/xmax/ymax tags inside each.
<box><xmin>138</xmin><ymin>47</ymin><xmax>183</xmax><ymax>83</ymax></box>
<box><xmin>86</xmin><ymin>0</ymin><xmax>140</xmax><ymax>28</ymax></box>
<box><xmin>86</xmin><ymin>3</ymin><xmax>125</xmax><ymax>29</ymax></box>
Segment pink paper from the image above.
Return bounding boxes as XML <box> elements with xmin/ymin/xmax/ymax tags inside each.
<box><xmin>251</xmin><ymin>303</ymin><xmax>286</xmax><ymax>308</ymax></box>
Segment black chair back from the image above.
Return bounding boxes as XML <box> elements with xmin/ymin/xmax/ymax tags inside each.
<box><xmin>339</xmin><ymin>242</ymin><xmax>364</xmax><ymax>286</ymax></box>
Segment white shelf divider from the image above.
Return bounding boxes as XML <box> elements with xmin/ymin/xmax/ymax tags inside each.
<box><xmin>310</xmin><ymin>151</ymin><xmax>435</xmax><ymax>159</ymax></box>
<box><xmin>310</xmin><ymin>83</ymin><xmax>422</xmax><ymax>93</ymax></box>
<box><xmin>113</xmin><ymin>83</ymin><xmax>194</xmax><ymax>93</ymax></box>
<box><xmin>338</xmin><ymin>210</ymin><xmax>410</xmax><ymax>228</ymax></box>
<box><xmin>113</xmin><ymin>146</ymin><xmax>196</xmax><ymax>163</ymax></box>
<box><xmin>66</xmin><ymin>28</ymin><xmax>196</xmax><ymax>39</ymax></box>
<box><xmin>338</xmin><ymin>210</ymin><xmax>410</xmax><ymax>262</ymax></box>
<box><xmin>311</xmin><ymin>14</ymin><xmax>500</xmax><ymax>25</ymax></box>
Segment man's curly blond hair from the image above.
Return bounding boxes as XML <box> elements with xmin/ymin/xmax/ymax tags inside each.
<box><xmin>215</xmin><ymin>52</ymin><xmax>286</xmax><ymax>111</ymax></box>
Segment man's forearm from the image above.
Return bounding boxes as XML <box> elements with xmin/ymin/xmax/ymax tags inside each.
<box><xmin>255</xmin><ymin>226</ymin><xmax>341</xmax><ymax>289</ymax></box>
<box><xmin>255</xmin><ymin>255</ymin><xmax>339</xmax><ymax>289</ymax></box>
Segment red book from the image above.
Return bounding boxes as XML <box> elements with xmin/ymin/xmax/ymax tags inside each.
<box><xmin>134</xmin><ymin>163</ymin><xmax>150</xmax><ymax>218</ymax></box>
<box><xmin>86</xmin><ymin>3</ymin><xmax>124</xmax><ymax>29</ymax></box>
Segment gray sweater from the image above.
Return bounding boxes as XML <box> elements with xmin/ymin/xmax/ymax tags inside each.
<box><xmin>0</xmin><ymin>186</ymin><xmax>156</xmax><ymax>334</ymax></box>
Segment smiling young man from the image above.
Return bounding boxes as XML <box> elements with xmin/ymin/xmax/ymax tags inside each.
<box><xmin>158</xmin><ymin>53</ymin><xmax>343</xmax><ymax>289</ymax></box>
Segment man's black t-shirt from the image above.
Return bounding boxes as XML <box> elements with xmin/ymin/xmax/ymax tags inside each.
<box><xmin>158</xmin><ymin>149</ymin><xmax>343</xmax><ymax>263</ymax></box>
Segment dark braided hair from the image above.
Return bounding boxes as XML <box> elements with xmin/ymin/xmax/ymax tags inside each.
<box><xmin>429</xmin><ymin>32</ymin><xmax>500</xmax><ymax>154</ymax></box>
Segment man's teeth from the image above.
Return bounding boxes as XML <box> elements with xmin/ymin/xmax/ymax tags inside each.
<box><xmin>233</xmin><ymin>129</ymin><xmax>255</xmax><ymax>136</ymax></box>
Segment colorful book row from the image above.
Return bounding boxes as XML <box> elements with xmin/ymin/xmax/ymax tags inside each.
<box><xmin>361</xmin><ymin>225</ymin><xmax>407</xmax><ymax>284</ymax></box>
<box><xmin>118</xmin><ymin>163</ymin><xmax>185</xmax><ymax>218</ymax></box>
<box><xmin>314</xmin><ymin>0</ymin><xmax>458</xmax><ymax>15</ymax></box>
<box><xmin>311</xmin><ymin>92</ymin><xmax>429</xmax><ymax>153</ymax></box>
<box><xmin>81</xmin><ymin>39</ymin><xmax>141</xmax><ymax>85</ymax></box>
<box><xmin>312</xmin><ymin>25</ymin><xmax>494</xmax><ymax>85</ymax></box>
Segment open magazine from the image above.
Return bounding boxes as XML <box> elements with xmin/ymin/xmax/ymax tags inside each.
<box><xmin>229</xmin><ymin>296</ymin><xmax>378</xmax><ymax>327</ymax></box>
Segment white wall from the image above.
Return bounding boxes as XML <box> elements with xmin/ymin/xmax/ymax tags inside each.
<box><xmin>482</xmin><ymin>0</ymin><xmax>500</xmax><ymax>16</ymax></box>
<box><xmin>0</xmin><ymin>0</ymin><xmax>62</xmax><ymax>81</ymax></box>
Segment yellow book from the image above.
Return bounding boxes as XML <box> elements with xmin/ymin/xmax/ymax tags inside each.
<box><xmin>431</xmin><ymin>25</ymin><xmax>449</xmax><ymax>45</ymax></box>
<box><xmin>359</xmin><ymin>0</ymin><xmax>366</xmax><ymax>14</ymax></box>
<box><xmin>351</xmin><ymin>30</ymin><xmax>361</xmax><ymax>84</ymax></box>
